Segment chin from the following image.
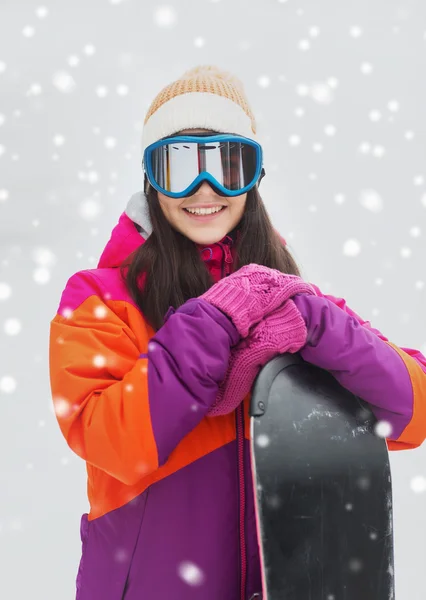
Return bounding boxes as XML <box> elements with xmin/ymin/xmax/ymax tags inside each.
<box><xmin>184</xmin><ymin>227</ymin><xmax>229</xmax><ymax>246</ymax></box>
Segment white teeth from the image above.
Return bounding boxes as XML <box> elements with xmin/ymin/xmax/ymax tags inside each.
<box><xmin>185</xmin><ymin>206</ymin><xmax>224</xmax><ymax>215</ymax></box>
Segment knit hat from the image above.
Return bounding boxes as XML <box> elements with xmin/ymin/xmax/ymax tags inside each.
<box><xmin>141</xmin><ymin>65</ymin><xmax>258</xmax><ymax>155</ymax></box>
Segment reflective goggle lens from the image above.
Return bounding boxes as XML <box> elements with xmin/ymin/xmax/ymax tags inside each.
<box><xmin>144</xmin><ymin>135</ymin><xmax>261</xmax><ymax>197</ymax></box>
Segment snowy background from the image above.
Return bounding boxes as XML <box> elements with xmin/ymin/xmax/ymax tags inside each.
<box><xmin>0</xmin><ymin>0</ymin><xmax>425</xmax><ymax>598</ymax></box>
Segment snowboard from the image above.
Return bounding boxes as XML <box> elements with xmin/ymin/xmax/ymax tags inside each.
<box><xmin>249</xmin><ymin>353</ymin><xmax>395</xmax><ymax>600</ymax></box>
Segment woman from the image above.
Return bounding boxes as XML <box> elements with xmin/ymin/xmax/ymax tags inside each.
<box><xmin>49</xmin><ymin>65</ymin><xmax>426</xmax><ymax>600</ymax></box>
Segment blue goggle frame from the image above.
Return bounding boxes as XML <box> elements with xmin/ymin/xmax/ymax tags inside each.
<box><xmin>142</xmin><ymin>134</ymin><xmax>264</xmax><ymax>199</ymax></box>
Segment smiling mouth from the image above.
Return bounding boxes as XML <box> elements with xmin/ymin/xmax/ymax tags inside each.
<box><xmin>183</xmin><ymin>206</ymin><xmax>227</xmax><ymax>216</ymax></box>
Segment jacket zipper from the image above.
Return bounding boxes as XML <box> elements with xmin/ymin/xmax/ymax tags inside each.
<box><xmin>219</xmin><ymin>240</ymin><xmax>233</xmax><ymax>277</ymax></box>
<box><xmin>236</xmin><ymin>404</ymin><xmax>247</xmax><ymax>600</ymax></box>
<box><xmin>218</xmin><ymin>239</ymin><xmax>246</xmax><ymax>597</ymax></box>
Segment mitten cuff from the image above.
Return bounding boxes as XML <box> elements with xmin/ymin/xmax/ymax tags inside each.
<box><xmin>263</xmin><ymin>299</ymin><xmax>308</xmax><ymax>352</ymax></box>
<box><xmin>201</xmin><ymin>283</ymin><xmax>251</xmax><ymax>336</ymax></box>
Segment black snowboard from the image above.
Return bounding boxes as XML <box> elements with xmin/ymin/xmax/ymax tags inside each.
<box><xmin>249</xmin><ymin>353</ymin><xmax>395</xmax><ymax>600</ymax></box>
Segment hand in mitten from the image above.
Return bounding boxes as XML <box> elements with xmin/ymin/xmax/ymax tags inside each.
<box><xmin>208</xmin><ymin>296</ymin><xmax>308</xmax><ymax>416</ymax></box>
<box><xmin>200</xmin><ymin>264</ymin><xmax>315</xmax><ymax>338</ymax></box>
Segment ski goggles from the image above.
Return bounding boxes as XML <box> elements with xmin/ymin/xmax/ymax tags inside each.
<box><xmin>142</xmin><ymin>134</ymin><xmax>264</xmax><ymax>199</ymax></box>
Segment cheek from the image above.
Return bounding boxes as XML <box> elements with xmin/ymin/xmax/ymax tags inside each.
<box><xmin>233</xmin><ymin>196</ymin><xmax>247</xmax><ymax>218</ymax></box>
<box><xmin>158</xmin><ymin>196</ymin><xmax>176</xmax><ymax>220</ymax></box>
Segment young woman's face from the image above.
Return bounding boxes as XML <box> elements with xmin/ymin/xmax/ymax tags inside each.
<box><xmin>156</xmin><ymin>128</ymin><xmax>248</xmax><ymax>246</ymax></box>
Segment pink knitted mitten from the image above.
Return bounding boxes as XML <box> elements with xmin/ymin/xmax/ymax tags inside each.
<box><xmin>208</xmin><ymin>298</ymin><xmax>308</xmax><ymax>417</ymax></box>
<box><xmin>201</xmin><ymin>264</ymin><xmax>315</xmax><ymax>337</ymax></box>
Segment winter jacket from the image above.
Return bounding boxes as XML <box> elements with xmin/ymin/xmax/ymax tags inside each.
<box><xmin>49</xmin><ymin>194</ymin><xmax>426</xmax><ymax>600</ymax></box>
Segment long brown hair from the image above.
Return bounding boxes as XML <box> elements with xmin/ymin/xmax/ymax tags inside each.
<box><xmin>120</xmin><ymin>183</ymin><xmax>302</xmax><ymax>331</ymax></box>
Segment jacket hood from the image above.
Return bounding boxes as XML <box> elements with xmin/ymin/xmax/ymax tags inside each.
<box><xmin>97</xmin><ymin>192</ymin><xmax>153</xmax><ymax>269</ymax></box>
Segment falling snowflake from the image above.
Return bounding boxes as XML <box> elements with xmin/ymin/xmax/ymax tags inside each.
<box><xmin>154</xmin><ymin>6</ymin><xmax>177</xmax><ymax>28</ymax></box>
<box><xmin>94</xmin><ymin>305</ymin><xmax>108</xmax><ymax>319</ymax></box>
<box><xmin>361</xmin><ymin>62</ymin><xmax>373</xmax><ymax>74</ymax></box>
<box><xmin>32</xmin><ymin>247</ymin><xmax>57</xmax><ymax>267</ymax></box>
<box><xmin>348</xmin><ymin>558</ymin><xmax>363</xmax><ymax>572</ymax></box>
<box><xmin>52</xmin><ymin>395</ymin><xmax>74</xmax><ymax>418</ymax></box>
<box><xmin>256</xmin><ymin>434</ymin><xmax>270</xmax><ymax>448</ymax></box>
<box><xmin>369</xmin><ymin>110</ymin><xmax>382</xmax><ymax>122</ymax></box>
<box><xmin>194</xmin><ymin>37</ymin><xmax>205</xmax><ymax>48</ymax></box>
<box><xmin>96</xmin><ymin>86</ymin><xmax>109</xmax><ymax>98</ymax></box>
<box><xmin>4</xmin><ymin>319</ymin><xmax>22</xmax><ymax>336</ymax></box>
<box><xmin>343</xmin><ymin>239</ymin><xmax>361</xmax><ymax>257</ymax></box>
<box><xmin>374</xmin><ymin>420</ymin><xmax>393</xmax><ymax>438</ymax></box>
<box><xmin>177</xmin><ymin>561</ymin><xmax>205</xmax><ymax>586</ymax></box>
<box><xmin>22</xmin><ymin>26</ymin><xmax>36</xmax><ymax>38</ymax></box>
<box><xmin>357</xmin><ymin>476</ymin><xmax>371</xmax><ymax>490</ymax></box>
<box><xmin>0</xmin><ymin>376</ymin><xmax>17</xmax><ymax>393</ymax></box>
<box><xmin>26</xmin><ymin>83</ymin><xmax>43</xmax><ymax>96</ymax></box>
<box><xmin>410</xmin><ymin>476</ymin><xmax>426</xmax><ymax>494</ymax></box>
<box><xmin>33</xmin><ymin>267</ymin><xmax>50</xmax><ymax>284</ymax></box>
<box><xmin>93</xmin><ymin>354</ymin><xmax>107</xmax><ymax>368</ymax></box>
<box><xmin>258</xmin><ymin>76</ymin><xmax>272</xmax><ymax>89</ymax></box>
<box><xmin>104</xmin><ymin>137</ymin><xmax>117</xmax><ymax>149</ymax></box>
<box><xmin>0</xmin><ymin>282</ymin><xmax>12</xmax><ymax>300</ymax></box>
<box><xmin>35</xmin><ymin>6</ymin><xmax>49</xmax><ymax>18</ymax></box>
<box><xmin>359</xmin><ymin>189</ymin><xmax>384</xmax><ymax>213</ymax></box>
<box><xmin>83</xmin><ymin>171</ymin><xmax>99</xmax><ymax>184</ymax></box>
<box><xmin>298</xmin><ymin>39</ymin><xmax>311</xmax><ymax>51</ymax></box>
<box><xmin>117</xmin><ymin>84</ymin><xmax>129</xmax><ymax>96</ymax></box>
<box><xmin>289</xmin><ymin>135</ymin><xmax>301</xmax><ymax>146</ymax></box>
<box><xmin>296</xmin><ymin>84</ymin><xmax>309</xmax><ymax>96</ymax></box>
<box><xmin>372</xmin><ymin>145</ymin><xmax>386</xmax><ymax>157</ymax></box>
<box><xmin>359</xmin><ymin>142</ymin><xmax>371</xmax><ymax>154</ymax></box>
<box><xmin>327</xmin><ymin>77</ymin><xmax>339</xmax><ymax>88</ymax></box>
<box><xmin>68</xmin><ymin>55</ymin><xmax>80</xmax><ymax>67</ymax></box>
<box><xmin>84</xmin><ymin>44</ymin><xmax>96</xmax><ymax>55</ymax></box>
<box><xmin>53</xmin><ymin>71</ymin><xmax>76</xmax><ymax>93</ymax></box>
<box><xmin>311</xmin><ymin>82</ymin><xmax>334</xmax><ymax>104</ymax></box>
<box><xmin>53</xmin><ymin>134</ymin><xmax>65</xmax><ymax>146</ymax></box>
<box><xmin>115</xmin><ymin>548</ymin><xmax>130</xmax><ymax>563</ymax></box>
<box><xmin>409</xmin><ymin>226</ymin><xmax>421</xmax><ymax>237</ymax></box>
<box><xmin>349</xmin><ymin>26</ymin><xmax>363</xmax><ymax>38</ymax></box>
<box><xmin>60</xmin><ymin>307</ymin><xmax>73</xmax><ymax>319</ymax></box>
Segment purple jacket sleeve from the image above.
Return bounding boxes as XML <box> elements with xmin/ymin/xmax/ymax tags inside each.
<box><xmin>293</xmin><ymin>293</ymin><xmax>426</xmax><ymax>446</ymax></box>
<box><xmin>142</xmin><ymin>298</ymin><xmax>239</xmax><ymax>465</ymax></box>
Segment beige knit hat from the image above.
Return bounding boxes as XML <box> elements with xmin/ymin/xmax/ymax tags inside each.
<box><xmin>141</xmin><ymin>65</ymin><xmax>258</xmax><ymax>154</ymax></box>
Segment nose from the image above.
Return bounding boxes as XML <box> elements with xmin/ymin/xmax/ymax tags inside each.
<box><xmin>198</xmin><ymin>181</ymin><xmax>215</xmax><ymax>192</ymax></box>
<box><xmin>193</xmin><ymin>180</ymin><xmax>218</xmax><ymax>197</ymax></box>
